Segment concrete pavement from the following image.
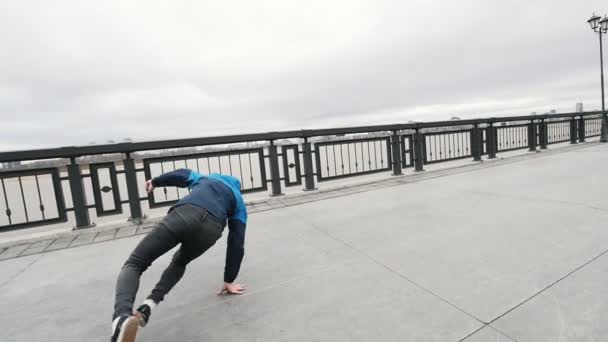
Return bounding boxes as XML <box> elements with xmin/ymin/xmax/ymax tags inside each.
<box><xmin>1</xmin><ymin>142</ymin><xmax>607</xmax><ymax>341</ymax></box>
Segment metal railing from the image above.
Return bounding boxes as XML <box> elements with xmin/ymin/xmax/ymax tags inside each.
<box><xmin>0</xmin><ymin>111</ymin><xmax>604</xmax><ymax>232</ymax></box>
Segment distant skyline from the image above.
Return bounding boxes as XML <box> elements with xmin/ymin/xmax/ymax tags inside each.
<box><xmin>1</xmin><ymin>0</ymin><xmax>607</xmax><ymax>151</ymax></box>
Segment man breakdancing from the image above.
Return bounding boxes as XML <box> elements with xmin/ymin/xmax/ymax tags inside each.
<box><xmin>111</xmin><ymin>168</ymin><xmax>247</xmax><ymax>342</ymax></box>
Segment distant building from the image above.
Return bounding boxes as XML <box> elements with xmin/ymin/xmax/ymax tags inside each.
<box><xmin>450</xmin><ymin>116</ymin><xmax>461</xmax><ymax>120</ymax></box>
<box><xmin>576</xmin><ymin>103</ymin><xmax>584</xmax><ymax>113</ymax></box>
<box><xmin>549</xmin><ymin>109</ymin><xmax>556</xmax><ymax>114</ymax></box>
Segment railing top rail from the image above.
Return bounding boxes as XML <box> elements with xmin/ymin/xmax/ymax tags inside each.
<box><xmin>1</xmin><ymin>111</ymin><xmax>604</xmax><ymax>163</ymax></box>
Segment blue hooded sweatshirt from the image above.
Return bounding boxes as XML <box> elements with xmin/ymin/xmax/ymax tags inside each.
<box><xmin>151</xmin><ymin>168</ymin><xmax>247</xmax><ymax>283</ymax></box>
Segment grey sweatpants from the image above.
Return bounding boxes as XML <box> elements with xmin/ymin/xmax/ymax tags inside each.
<box><xmin>113</xmin><ymin>204</ymin><xmax>222</xmax><ymax>319</ymax></box>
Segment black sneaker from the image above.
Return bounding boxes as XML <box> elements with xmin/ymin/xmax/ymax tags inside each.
<box><xmin>135</xmin><ymin>304</ymin><xmax>152</xmax><ymax>327</ymax></box>
<box><xmin>111</xmin><ymin>315</ymin><xmax>139</xmax><ymax>342</ymax></box>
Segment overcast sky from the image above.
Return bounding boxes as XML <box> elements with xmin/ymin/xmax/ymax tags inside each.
<box><xmin>1</xmin><ymin>0</ymin><xmax>607</xmax><ymax>151</ymax></box>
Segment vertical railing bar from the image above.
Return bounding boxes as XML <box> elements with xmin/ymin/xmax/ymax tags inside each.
<box><xmin>366</xmin><ymin>141</ymin><xmax>371</xmax><ymax>171</ymax></box>
<box><xmin>247</xmin><ymin>153</ymin><xmax>254</xmax><ymax>188</ymax></box>
<box><xmin>448</xmin><ymin>132</ymin><xmax>452</xmax><ymax>157</ymax></box>
<box><xmin>228</xmin><ymin>152</ymin><xmax>233</xmax><ymax>175</ymax></box>
<box><xmin>450</xmin><ymin>133</ymin><xmax>454</xmax><ymax>158</ymax></box>
<box><xmin>1</xmin><ymin>178</ymin><xmax>12</xmax><ymax>225</ymax></box>
<box><xmin>34</xmin><ymin>175</ymin><xmax>45</xmax><ymax>220</ymax></box>
<box><xmin>172</xmin><ymin>160</ymin><xmax>180</xmax><ymax>199</ymax></box>
<box><xmin>18</xmin><ymin>176</ymin><xmax>29</xmax><ymax>222</ymax></box>
<box><xmin>439</xmin><ymin>134</ymin><xmax>443</xmax><ymax>159</ymax></box>
<box><xmin>459</xmin><ymin>131</ymin><xmax>463</xmax><ymax>155</ymax></box>
<box><xmin>425</xmin><ymin>135</ymin><xmax>437</xmax><ymax>161</ymax></box>
<box><xmin>437</xmin><ymin>135</ymin><xmax>440</xmax><ymax>160</ymax></box>
<box><xmin>238</xmin><ymin>153</ymin><xmax>244</xmax><ymax>189</ymax></box>
<box><xmin>374</xmin><ymin>141</ymin><xmax>384</xmax><ymax>169</ymax></box>
<box><xmin>438</xmin><ymin>135</ymin><xmax>442</xmax><ymax>160</ymax></box>
<box><xmin>363</xmin><ymin>142</ymin><xmax>368</xmax><ymax>172</ymax></box>
<box><xmin>324</xmin><ymin>146</ymin><xmax>329</xmax><ymax>177</ymax></box>
<box><xmin>218</xmin><ymin>155</ymin><xmax>223</xmax><ymax>174</ymax></box>
<box><xmin>347</xmin><ymin>142</ymin><xmax>352</xmax><ymax>174</ymax></box>
<box><xmin>373</xmin><ymin>140</ymin><xmax>379</xmax><ymax>169</ymax></box>
<box><xmin>160</xmin><ymin>162</ymin><xmax>168</xmax><ymax>200</ymax></box>
<box><xmin>447</xmin><ymin>133</ymin><xmax>451</xmax><ymax>158</ymax></box>
<box><xmin>339</xmin><ymin>143</ymin><xmax>344</xmax><ymax>175</ymax></box>
<box><xmin>354</xmin><ymin>142</ymin><xmax>359</xmax><ymax>172</ymax></box>
<box><xmin>332</xmin><ymin>145</ymin><xmax>337</xmax><ymax>177</ymax></box>
<box><xmin>436</xmin><ymin>135</ymin><xmax>440</xmax><ymax>160</ymax></box>
<box><xmin>376</xmin><ymin>140</ymin><xmax>381</xmax><ymax>168</ymax></box>
<box><xmin>441</xmin><ymin>134</ymin><xmax>445</xmax><ymax>159</ymax></box>
<box><xmin>435</xmin><ymin>134</ymin><xmax>445</xmax><ymax>161</ymax></box>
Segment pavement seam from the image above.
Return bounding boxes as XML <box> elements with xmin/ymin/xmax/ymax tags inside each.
<box><xmin>487</xmin><ymin>325</ymin><xmax>519</xmax><ymax>342</ymax></box>
<box><xmin>457</xmin><ymin>326</ymin><xmax>487</xmax><ymax>342</ymax></box>
<box><xmin>287</xmin><ymin>208</ymin><xmax>487</xmax><ymax>326</ymax></box>
<box><xmin>458</xmin><ymin>325</ymin><xmax>519</xmax><ymax>342</ymax></box>
<box><xmin>0</xmin><ymin>253</ymin><xmax>45</xmax><ymax>289</ymax></box>
<box><xmin>487</xmin><ymin>244</ymin><xmax>608</xmax><ymax>326</ymax></box>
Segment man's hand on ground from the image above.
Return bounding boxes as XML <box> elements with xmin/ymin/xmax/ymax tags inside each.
<box><xmin>217</xmin><ymin>282</ymin><xmax>247</xmax><ymax>295</ymax></box>
<box><xmin>144</xmin><ymin>180</ymin><xmax>154</xmax><ymax>194</ymax></box>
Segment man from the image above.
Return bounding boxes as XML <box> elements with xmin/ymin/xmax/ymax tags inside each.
<box><xmin>111</xmin><ymin>168</ymin><xmax>248</xmax><ymax>342</ymax></box>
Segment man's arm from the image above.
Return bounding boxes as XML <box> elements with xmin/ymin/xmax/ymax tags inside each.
<box><xmin>151</xmin><ymin>168</ymin><xmax>200</xmax><ymax>188</ymax></box>
<box><xmin>224</xmin><ymin>219</ymin><xmax>246</xmax><ymax>283</ymax></box>
<box><xmin>218</xmin><ymin>218</ymin><xmax>247</xmax><ymax>295</ymax></box>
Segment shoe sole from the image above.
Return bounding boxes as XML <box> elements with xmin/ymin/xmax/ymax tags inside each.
<box><xmin>118</xmin><ymin>316</ymin><xmax>139</xmax><ymax>342</ymax></box>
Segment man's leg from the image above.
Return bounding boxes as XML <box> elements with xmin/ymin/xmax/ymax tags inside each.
<box><xmin>146</xmin><ymin>212</ymin><xmax>223</xmax><ymax>305</ymax></box>
<box><xmin>113</xmin><ymin>217</ymin><xmax>181</xmax><ymax>320</ymax></box>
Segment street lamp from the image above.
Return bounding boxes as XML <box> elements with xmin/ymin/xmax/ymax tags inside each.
<box><xmin>588</xmin><ymin>13</ymin><xmax>608</xmax><ymax>142</ymax></box>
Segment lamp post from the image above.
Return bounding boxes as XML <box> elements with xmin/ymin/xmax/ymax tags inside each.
<box><xmin>588</xmin><ymin>13</ymin><xmax>608</xmax><ymax>142</ymax></box>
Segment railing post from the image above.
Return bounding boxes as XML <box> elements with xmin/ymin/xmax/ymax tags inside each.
<box><xmin>578</xmin><ymin>116</ymin><xmax>586</xmax><ymax>143</ymax></box>
<box><xmin>570</xmin><ymin>117</ymin><xmax>578</xmax><ymax>144</ymax></box>
<box><xmin>539</xmin><ymin>119</ymin><xmax>548</xmax><ymax>150</ymax></box>
<box><xmin>527</xmin><ymin>120</ymin><xmax>537</xmax><ymax>152</ymax></box>
<box><xmin>124</xmin><ymin>153</ymin><xmax>143</xmax><ymax>224</ymax></box>
<box><xmin>391</xmin><ymin>130</ymin><xmax>403</xmax><ymax>176</ymax></box>
<box><xmin>487</xmin><ymin>123</ymin><xmax>497</xmax><ymax>159</ymax></box>
<box><xmin>471</xmin><ymin>124</ymin><xmax>482</xmax><ymax>161</ymax></box>
<box><xmin>302</xmin><ymin>138</ymin><xmax>316</xmax><ymax>191</ymax></box>
<box><xmin>413</xmin><ymin>129</ymin><xmax>425</xmax><ymax>172</ymax></box>
<box><xmin>67</xmin><ymin>158</ymin><xmax>92</xmax><ymax>229</ymax></box>
<box><xmin>268</xmin><ymin>141</ymin><xmax>283</xmax><ymax>196</ymax></box>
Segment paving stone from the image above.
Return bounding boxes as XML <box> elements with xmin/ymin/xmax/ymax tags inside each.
<box><xmin>114</xmin><ymin>226</ymin><xmax>137</xmax><ymax>239</ymax></box>
<box><xmin>46</xmin><ymin>236</ymin><xmax>78</xmax><ymax>252</ymax></box>
<box><xmin>93</xmin><ymin>229</ymin><xmax>117</xmax><ymax>243</ymax></box>
<box><xmin>0</xmin><ymin>244</ymin><xmax>31</xmax><ymax>260</ymax></box>
<box><xmin>69</xmin><ymin>232</ymin><xmax>99</xmax><ymax>247</ymax></box>
<box><xmin>20</xmin><ymin>239</ymin><xmax>55</xmax><ymax>256</ymax></box>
